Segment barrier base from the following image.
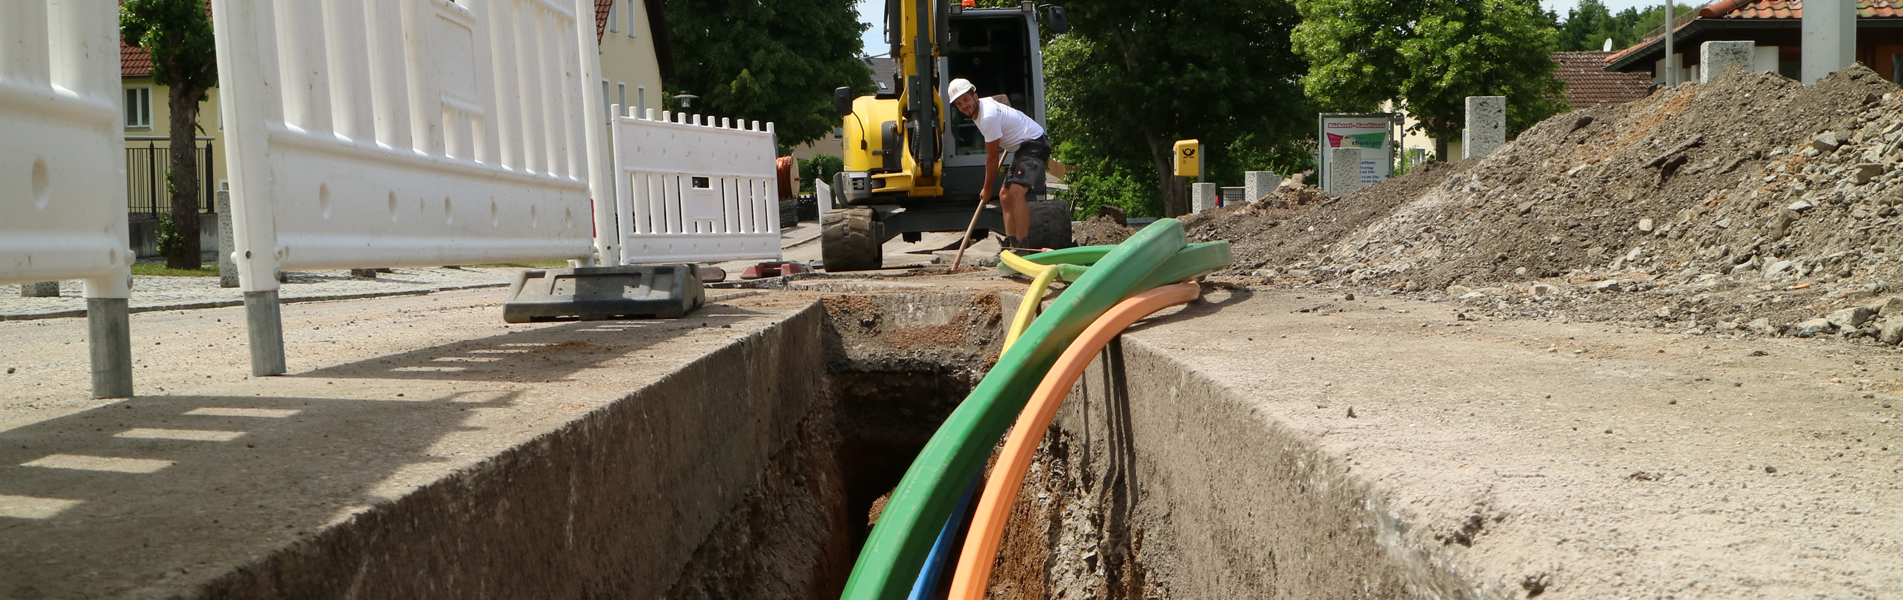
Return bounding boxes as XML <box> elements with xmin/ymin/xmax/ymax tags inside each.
<box><xmin>87</xmin><ymin>298</ymin><xmax>132</xmax><ymax>398</ymax></box>
<box><xmin>503</xmin><ymin>264</ymin><xmax>705</xmax><ymax>323</ymax></box>
<box><xmin>245</xmin><ymin>291</ymin><xmax>287</xmax><ymax>376</ymax></box>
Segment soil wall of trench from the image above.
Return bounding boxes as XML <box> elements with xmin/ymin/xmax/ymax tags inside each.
<box><xmin>192</xmin><ymin>289</ymin><xmax>1469</xmax><ymax>599</ymax></box>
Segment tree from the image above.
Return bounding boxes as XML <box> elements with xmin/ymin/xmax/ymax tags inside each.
<box><xmin>662</xmin><ymin>0</ymin><xmax>874</xmax><ymax>154</ymax></box>
<box><xmin>1294</xmin><ymin>0</ymin><xmax>1567</xmax><ymax>160</ymax></box>
<box><xmin>1044</xmin><ymin>0</ymin><xmax>1314</xmax><ymax>217</ymax></box>
<box><xmin>1556</xmin><ymin>0</ymin><xmax>1615</xmax><ymax>51</ymax></box>
<box><xmin>122</xmin><ymin>0</ymin><xmax>217</xmax><ymax>270</ymax></box>
<box><xmin>797</xmin><ymin>154</ymin><xmax>843</xmax><ymax>194</ymax></box>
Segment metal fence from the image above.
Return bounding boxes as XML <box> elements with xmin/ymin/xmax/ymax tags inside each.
<box><xmin>125</xmin><ymin>138</ymin><xmax>215</xmax><ymax>215</ymax></box>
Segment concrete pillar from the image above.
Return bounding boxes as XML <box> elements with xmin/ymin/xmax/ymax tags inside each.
<box><xmin>1803</xmin><ymin>0</ymin><xmax>1856</xmax><ymax>84</ymax></box>
<box><xmin>1244</xmin><ymin>171</ymin><xmax>1280</xmax><ymax>204</ymax></box>
<box><xmin>1462</xmin><ymin>96</ymin><xmax>1505</xmax><ymax>160</ymax></box>
<box><xmin>20</xmin><ymin>281</ymin><xmax>60</xmax><ymax>297</ymax></box>
<box><xmin>1191</xmin><ymin>182</ymin><xmax>1218</xmax><ymax>213</ymax></box>
<box><xmin>1328</xmin><ymin>147</ymin><xmax>1362</xmax><ymax>195</ymax></box>
<box><xmin>216</xmin><ymin>191</ymin><xmax>238</xmax><ymax>288</ymax></box>
<box><xmin>1701</xmin><ymin>41</ymin><xmax>1755</xmax><ymax>83</ymax></box>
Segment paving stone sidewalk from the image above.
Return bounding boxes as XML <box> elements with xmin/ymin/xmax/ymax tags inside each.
<box><xmin>2</xmin><ymin>267</ymin><xmax>523</xmax><ymax>320</ymax></box>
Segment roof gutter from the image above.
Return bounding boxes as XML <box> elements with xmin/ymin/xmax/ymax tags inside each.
<box><xmin>1607</xmin><ymin>17</ymin><xmax>1903</xmax><ymax>72</ymax></box>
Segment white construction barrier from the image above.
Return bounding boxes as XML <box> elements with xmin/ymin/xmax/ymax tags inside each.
<box><xmin>613</xmin><ymin>109</ymin><xmax>782</xmax><ymax>264</ymax></box>
<box><xmin>212</xmin><ymin>0</ymin><xmax>612</xmax><ymax>375</ymax></box>
<box><xmin>0</xmin><ymin>0</ymin><xmax>135</xmax><ymax>397</ymax></box>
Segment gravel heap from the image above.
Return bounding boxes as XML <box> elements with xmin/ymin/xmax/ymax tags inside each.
<box><xmin>1188</xmin><ymin>64</ymin><xmax>1903</xmax><ymax>343</ymax></box>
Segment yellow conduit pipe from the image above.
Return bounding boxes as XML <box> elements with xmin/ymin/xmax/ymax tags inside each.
<box><xmin>946</xmin><ymin>281</ymin><xmax>1202</xmax><ymax>600</ymax></box>
<box><xmin>999</xmin><ymin>251</ymin><xmax>1061</xmax><ymax>351</ymax></box>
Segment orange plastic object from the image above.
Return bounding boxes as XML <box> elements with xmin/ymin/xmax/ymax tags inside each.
<box><xmin>945</xmin><ymin>282</ymin><xmax>1200</xmax><ymax>599</ymax></box>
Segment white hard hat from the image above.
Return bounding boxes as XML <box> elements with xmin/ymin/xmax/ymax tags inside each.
<box><xmin>948</xmin><ymin>78</ymin><xmax>976</xmax><ymax>101</ymax></box>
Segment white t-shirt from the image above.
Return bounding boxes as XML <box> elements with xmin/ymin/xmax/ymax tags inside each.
<box><xmin>973</xmin><ymin>97</ymin><xmax>1044</xmax><ymax>152</ymax></box>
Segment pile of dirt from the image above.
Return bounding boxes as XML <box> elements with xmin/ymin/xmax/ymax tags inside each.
<box><xmin>1184</xmin><ymin>159</ymin><xmax>1472</xmax><ymax>275</ymax></box>
<box><xmin>1191</xmin><ymin>64</ymin><xmax>1903</xmax><ymax>342</ymax></box>
<box><xmin>1072</xmin><ymin>215</ymin><xmax>1136</xmax><ymax>247</ymax></box>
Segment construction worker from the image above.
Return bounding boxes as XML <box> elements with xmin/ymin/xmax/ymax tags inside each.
<box><xmin>948</xmin><ymin>78</ymin><xmax>1049</xmax><ymax>249</ymax></box>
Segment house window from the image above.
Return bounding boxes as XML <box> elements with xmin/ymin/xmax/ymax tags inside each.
<box><xmin>125</xmin><ymin>87</ymin><xmax>152</xmax><ymax>129</ymax></box>
<box><xmin>608</xmin><ymin>0</ymin><xmax>618</xmax><ymax>32</ymax></box>
<box><xmin>601</xmin><ymin>79</ymin><xmax>612</xmax><ymax>121</ymax></box>
<box><xmin>617</xmin><ymin>82</ymin><xmax>627</xmax><ymax>115</ymax></box>
<box><xmin>627</xmin><ymin>0</ymin><xmax>637</xmax><ymax>36</ymax></box>
<box><xmin>637</xmin><ymin>85</ymin><xmax>646</xmax><ymax>116</ymax></box>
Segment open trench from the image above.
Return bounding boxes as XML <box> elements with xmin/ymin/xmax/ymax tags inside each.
<box><xmin>660</xmin><ymin>290</ymin><xmax>1165</xmax><ymax>600</ymax></box>
<box><xmin>190</xmin><ymin>288</ymin><xmax>1444</xmax><ymax>600</ymax></box>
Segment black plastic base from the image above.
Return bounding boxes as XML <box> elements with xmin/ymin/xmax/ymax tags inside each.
<box><xmin>502</xmin><ymin>264</ymin><xmax>705</xmax><ymax>323</ymax></box>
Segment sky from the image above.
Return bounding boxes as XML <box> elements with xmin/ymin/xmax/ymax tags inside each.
<box><xmin>852</xmin><ymin>0</ymin><xmax>1695</xmax><ymax>56</ymax></box>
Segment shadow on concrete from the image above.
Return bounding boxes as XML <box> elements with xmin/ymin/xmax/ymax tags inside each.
<box><xmin>0</xmin><ymin>389</ymin><xmax>514</xmax><ymax>599</ymax></box>
<box><xmin>296</xmin><ymin>305</ymin><xmax>763</xmax><ymax>383</ymax></box>
<box><xmin>1124</xmin><ymin>286</ymin><xmax>1253</xmax><ymax>336</ymax></box>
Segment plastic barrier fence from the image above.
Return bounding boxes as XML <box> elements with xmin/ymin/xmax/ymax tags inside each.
<box><xmin>0</xmin><ymin>0</ymin><xmax>135</xmax><ymax>397</ymax></box>
<box><xmin>211</xmin><ymin>0</ymin><xmax>611</xmax><ymax>375</ymax></box>
<box><xmin>613</xmin><ymin>109</ymin><xmax>782</xmax><ymax>264</ymax></box>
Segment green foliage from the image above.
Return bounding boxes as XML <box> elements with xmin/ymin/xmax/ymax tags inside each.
<box><xmin>131</xmin><ymin>263</ymin><xmax>218</xmax><ymax>277</ymax></box>
<box><xmin>1045</xmin><ymin>0</ymin><xmax>1314</xmax><ymax>217</ymax></box>
<box><xmin>1626</xmin><ymin>4</ymin><xmax>1701</xmax><ymax>46</ymax></box>
<box><xmin>1554</xmin><ymin>0</ymin><xmax>1696</xmax><ymax>52</ymax></box>
<box><xmin>797</xmin><ymin>154</ymin><xmax>844</xmax><ymax>194</ymax></box>
<box><xmin>120</xmin><ymin>0</ymin><xmax>217</xmax><ymax>94</ymax></box>
<box><xmin>1053</xmin><ymin>143</ymin><xmax>1163</xmax><ymax>219</ymax></box>
<box><xmin>1294</xmin><ymin>0</ymin><xmax>1568</xmax><ymax>146</ymax></box>
<box><xmin>663</xmin><ymin>0</ymin><xmax>875</xmax><ymax>153</ymax></box>
<box><xmin>156</xmin><ymin>214</ymin><xmax>185</xmax><ymax>260</ymax></box>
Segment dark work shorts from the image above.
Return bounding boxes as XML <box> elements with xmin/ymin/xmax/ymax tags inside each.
<box><xmin>1005</xmin><ymin>134</ymin><xmax>1051</xmax><ymax>191</ymax></box>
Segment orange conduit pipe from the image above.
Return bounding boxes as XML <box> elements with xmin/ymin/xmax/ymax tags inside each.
<box><xmin>945</xmin><ymin>281</ymin><xmax>1202</xmax><ymax>600</ymax></box>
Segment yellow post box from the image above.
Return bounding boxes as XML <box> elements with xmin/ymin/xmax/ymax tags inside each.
<box><xmin>1172</xmin><ymin>139</ymin><xmax>1201</xmax><ymax>179</ymax></box>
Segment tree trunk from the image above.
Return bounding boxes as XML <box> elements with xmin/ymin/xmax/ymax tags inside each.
<box><xmin>1146</xmin><ymin>135</ymin><xmax>1188</xmax><ymax>217</ymax></box>
<box><xmin>166</xmin><ymin>86</ymin><xmax>204</xmax><ymax>270</ymax></box>
<box><xmin>1434</xmin><ymin>136</ymin><xmax>1449</xmax><ymax>162</ymax></box>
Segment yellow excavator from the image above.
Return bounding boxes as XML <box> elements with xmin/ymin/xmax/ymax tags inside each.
<box><xmin>824</xmin><ymin>1</ymin><xmax>1070</xmax><ymax>271</ymax></box>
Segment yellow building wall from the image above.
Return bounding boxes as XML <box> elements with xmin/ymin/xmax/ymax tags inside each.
<box><xmin>599</xmin><ymin>0</ymin><xmax>665</xmax><ymax>119</ymax></box>
<box><xmin>120</xmin><ymin>75</ymin><xmax>226</xmax><ymax>212</ymax></box>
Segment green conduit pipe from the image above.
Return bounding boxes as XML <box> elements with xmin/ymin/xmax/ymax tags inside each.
<box><xmin>900</xmin><ymin>241</ymin><xmax>1229</xmax><ymax>595</ymax></box>
<box><xmin>840</xmin><ymin>221</ymin><xmax>1223</xmax><ymax>600</ymax></box>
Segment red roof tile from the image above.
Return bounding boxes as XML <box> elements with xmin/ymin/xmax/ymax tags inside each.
<box><xmin>1552</xmin><ymin>51</ymin><xmax>1654</xmax><ymax>108</ymax></box>
<box><xmin>1701</xmin><ymin>0</ymin><xmax>1903</xmax><ymax>19</ymax></box>
<box><xmin>596</xmin><ymin>0</ymin><xmax>610</xmax><ymax>42</ymax></box>
<box><xmin>121</xmin><ymin>40</ymin><xmax>152</xmax><ymax>78</ymax></box>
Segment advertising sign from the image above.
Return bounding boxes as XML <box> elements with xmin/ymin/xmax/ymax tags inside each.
<box><xmin>1318</xmin><ymin>114</ymin><xmax>1394</xmax><ymax>193</ymax></box>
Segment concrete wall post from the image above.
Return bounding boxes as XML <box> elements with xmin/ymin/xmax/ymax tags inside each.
<box><xmin>1802</xmin><ymin>0</ymin><xmax>1856</xmax><ymax>84</ymax></box>
<box><xmin>1328</xmin><ymin>147</ymin><xmax>1362</xmax><ymax>195</ymax></box>
<box><xmin>217</xmin><ymin>191</ymin><xmax>238</xmax><ymax>288</ymax></box>
<box><xmin>1701</xmin><ymin>41</ymin><xmax>1756</xmax><ymax>83</ymax></box>
<box><xmin>1191</xmin><ymin>182</ymin><xmax>1218</xmax><ymax>213</ymax></box>
<box><xmin>21</xmin><ymin>282</ymin><xmax>60</xmax><ymax>297</ymax></box>
<box><xmin>1462</xmin><ymin>96</ymin><xmax>1505</xmax><ymax>160</ymax></box>
<box><xmin>1244</xmin><ymin>171</ymin><xmax>1280</xmax><ymax>204</ymax></box>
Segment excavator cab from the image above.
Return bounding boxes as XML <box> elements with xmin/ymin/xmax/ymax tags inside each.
<box><xmin>824</xmin><ymin>2</ymin><xmax>1071</xmax><ymax>272</ymax></box>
